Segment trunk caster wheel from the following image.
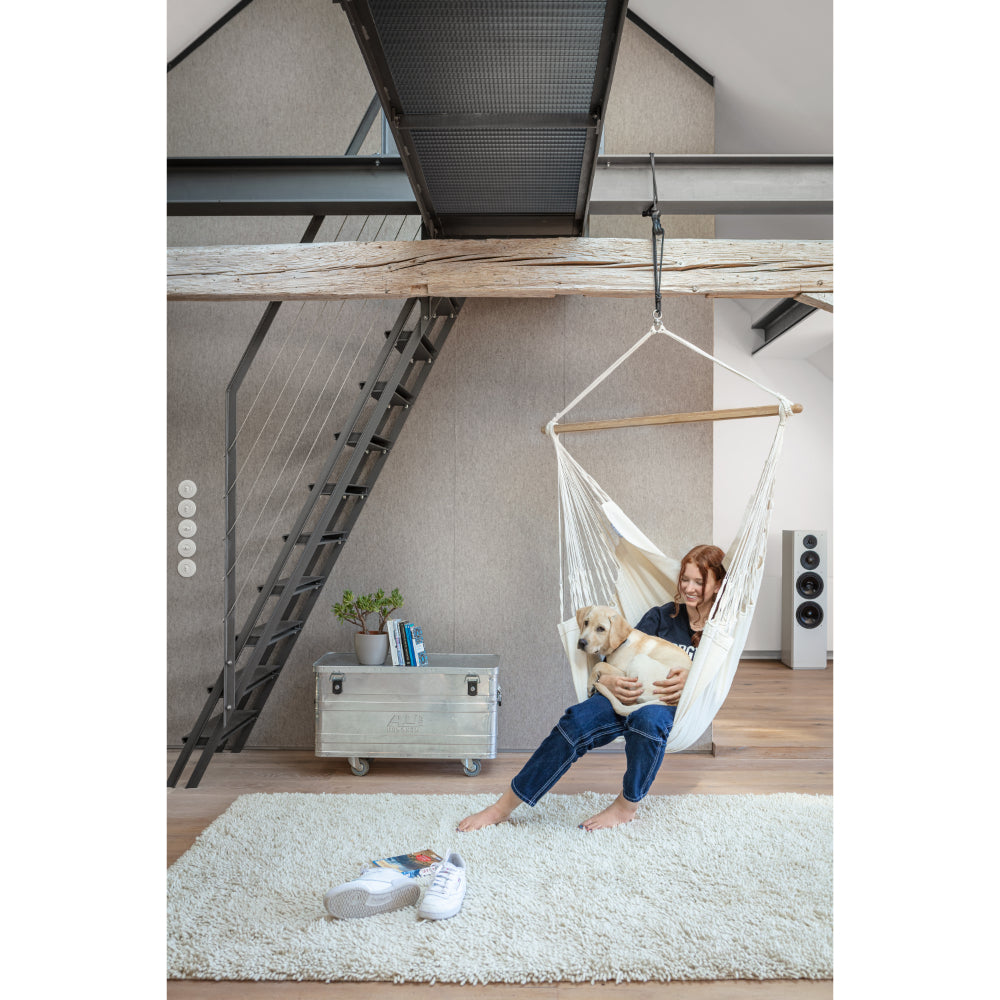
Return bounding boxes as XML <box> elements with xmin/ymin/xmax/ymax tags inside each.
<box><xmin>462</xmin><ymin>758</ymin><xmax>481</xmax><ymax>776</ymax></box>
<box><xmin>349</xmin><ymin>757</ymin><xmax>370</xmax><ymax>776</ymax></box>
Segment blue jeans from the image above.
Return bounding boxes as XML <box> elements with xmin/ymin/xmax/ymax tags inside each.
<box><xmin>510</xmin><ymin>694</ymin><xmax>676</xmax><ymax>806</ymax></box>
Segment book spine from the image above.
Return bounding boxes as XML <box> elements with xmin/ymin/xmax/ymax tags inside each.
<box><xmin>387</xmin><ymin>620</ymin><xmax>401</xmax><ymax>665</ymax></box>
<box><xmin>403</xmin><ymin>622</ymin><xmax>417</xmax><ymax>666</ymax></box>
<box><xmin>411</xmin><ymin>625</ymin><xmax>428</xmax><ymax>666</ymax></box>
<box><xmin>400</xmin><ymin>622</ymin><xmax>413</xmax><ymax>665</ymax></box>
<box><xmin>393</xmin><ymin>620</ymin><xmax>406</xmax><ymax>666</ymax></box>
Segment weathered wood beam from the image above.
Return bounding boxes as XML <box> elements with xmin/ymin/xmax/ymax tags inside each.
<box><xmin>167</xmin><ymin>237</ymin><xmax>832</xmax><ymax>302</ymax></box>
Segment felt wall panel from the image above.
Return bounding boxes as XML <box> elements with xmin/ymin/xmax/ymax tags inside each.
<box><xmin>167</xmin><ymin>5</ymin><xmax>716</xmax><ymax>751</ymax></box>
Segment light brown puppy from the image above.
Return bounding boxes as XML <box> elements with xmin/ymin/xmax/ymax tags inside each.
<box><xmin>577</xmin><ymin>605</ymin><xmax>693</xmax><ymax>716</ymax></box>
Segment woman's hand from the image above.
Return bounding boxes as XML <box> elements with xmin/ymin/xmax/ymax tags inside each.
<box><xmin>652</xmin><ymin>667</ymin><xmax>689</xmax><ymax>706</ymax></box>
<box><xmin>598</xmin><ymin>674</ymin><xmax>644</xmax><ymax>705</ymax></box>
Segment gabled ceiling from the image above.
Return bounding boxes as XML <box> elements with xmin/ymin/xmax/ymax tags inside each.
<box><xmin>167</xmin><ymin>0</ymin><xmax>833</xmax><ymax>367</ymax></box>
<box><xmin>168</xmin><ymin>1</ymin><xmax>833</xmax><ymax>231</ymax></box>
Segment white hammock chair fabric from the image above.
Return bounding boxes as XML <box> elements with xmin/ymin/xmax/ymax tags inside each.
<box><xmin>547</xmin><ymin>318</ymin><xmax>794</xmax><ymax>752</ymax></box>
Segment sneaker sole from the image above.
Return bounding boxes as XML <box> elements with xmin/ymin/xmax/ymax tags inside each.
<box><xmin>417</xmin><ymin>897</ymin><xmax>465</xmax><ymax>920</ymax></box>
<box><xmin>324</xmin><ymin>882</ymin><xmax>421</xmax><ymax>919</ymax></box>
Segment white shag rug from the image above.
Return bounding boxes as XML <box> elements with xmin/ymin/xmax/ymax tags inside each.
<box><xmin>168</xmin><ymin>791</ymin><xmax>832</xmax><ymax>983</ymax></box>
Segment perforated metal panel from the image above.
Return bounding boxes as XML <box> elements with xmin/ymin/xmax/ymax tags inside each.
<box><xmin>369</xmin><ymin>0</ymin><xmax>606</xmax><ymax>114</ymax></box>
<box><xmin>410</xmin><ymin>129</ymin><xmax>587</xmax><ymax>214</ymax></box>
<box><xmin>342</xmin><ymin>0</ymin><xmax>628</xmax><ymax>237</ymax></box>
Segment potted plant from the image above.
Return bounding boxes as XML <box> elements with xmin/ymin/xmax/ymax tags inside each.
<box><xmin>332</xmin><ymin>587</ymin><xmax>403</xmax><ymax>665</ymax></box>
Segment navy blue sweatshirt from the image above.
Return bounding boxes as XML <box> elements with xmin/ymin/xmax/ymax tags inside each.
<box><xmin>633</xmin><ymin>602</ymin><xmax>697</xmax><ymax>661</ymax></box>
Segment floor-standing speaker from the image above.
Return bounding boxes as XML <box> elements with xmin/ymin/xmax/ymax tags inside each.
<box><xmin>781</xmin><ymin>530</ymin><xmax>829</xmax><ymax>669</ymax></box>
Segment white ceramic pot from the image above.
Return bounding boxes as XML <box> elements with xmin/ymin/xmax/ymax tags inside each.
<box><xmin>354</xmin><ymin>631</ymin><xmax>389</xmax><ymax>665</ymax></box>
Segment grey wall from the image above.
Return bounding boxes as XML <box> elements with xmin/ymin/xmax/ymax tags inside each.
<box><xmin>167</xmin><ymin>0</ymin><xmax>716</xmax><ymax>750</ymax></box>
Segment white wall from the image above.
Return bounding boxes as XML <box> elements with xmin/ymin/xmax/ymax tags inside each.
<box><xmin>712</xmin><ymin>299</ymin><xmax>833</xmax><ymax>655</ymax></box>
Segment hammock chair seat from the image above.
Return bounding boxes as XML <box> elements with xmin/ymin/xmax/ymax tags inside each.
<box><xmin>549</xmin><ymin>319</ymin><xmax>792</xmax><ymax>752</ymax></box>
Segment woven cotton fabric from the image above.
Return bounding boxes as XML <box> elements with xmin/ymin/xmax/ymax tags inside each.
<box><xmin>167</xmin><ymin>791</ymin><xmax>832</xmax><ymax>983</ymax></box>
<box><xmin>548</xmin><ymin>320</ymin><xmax>795</xmax><ymax>751</ymax></box>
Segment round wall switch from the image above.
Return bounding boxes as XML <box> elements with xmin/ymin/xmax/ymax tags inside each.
<box><xmin>178</xmin><ymin>538</ymin><xmax>197</xmax><ymax>557</ymax></box>
<box><xmin>178</xmin><ymin>480</ymin><xmax>197</xmax><ymax>499</ymax></box>
<box><xmin>178</xmin><ymin>559</ymin><xmax>197</xmax><ymax>577</ymax></box>
<box><xmin>178</xmin><ymin>519</ymin><xmax>198</xmax><ymax>538</ymax></box>
<box><xmin>178</xmin><ymin>498</ymin><xmax>197</xmax><ymax>518</ymax></box>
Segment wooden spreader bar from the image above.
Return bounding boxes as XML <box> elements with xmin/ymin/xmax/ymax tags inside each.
<box><xmin>543</xmin><ymin>403</ymin><xmax>803</xmax><ymax>435</ymax></box>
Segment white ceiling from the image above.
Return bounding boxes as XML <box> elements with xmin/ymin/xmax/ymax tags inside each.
<box><xmin>167</xmin><ymin>0</ymin><xmax>833</xmax><ymax>368</ymax></box>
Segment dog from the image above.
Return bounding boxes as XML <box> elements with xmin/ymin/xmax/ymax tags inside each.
<box><xmin>576</xmin><ymin>605</ymin><xmax>692</xmax><ymax>716</ymax></box>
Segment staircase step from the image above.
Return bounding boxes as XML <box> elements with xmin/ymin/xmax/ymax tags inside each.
<box><xmin>386</xmin><ymin>328</ymin><xmax>437</xmax><ymax>362</ymax></box>
<box><xmin>257</xmin><ymin>576</ymin><xmax>325</xmax><ymax>596</ymax></box>
<box><xmin>236</xmin><ymin>664</ymin><xmax>283</xmax><ymax>695</ymax></box>
<box><xmin>240</xmin><ymin>620</ymin><xmax>304</xmax><ymax>648</ymax></box>
<box><xmin>282</xmin><ymin>529</ymin><xmax>347</xmax><ymax>546</ymax></box>
<box><xmin>184</xmin><ymin>709</ymin><xmax>257</xmax><ymax>747</ymax></box>
<box><xmin>307</xmin><ymin>482</ymin><xmax>369</xmax><ymax>498</ymax></box>
<box><xmin>362</xmin><ymin>381</ymin><xmax>413</xmax><ymax>406</ymax></box>
<box><xmin>334</xmin><ymin>431</ymin><xmax>393</xmax><ymax>452</ymax></box>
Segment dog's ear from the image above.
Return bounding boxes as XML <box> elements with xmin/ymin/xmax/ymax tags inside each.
<box><xmin>609</xmin><ymin>613</ymin><xmax>631</xmax><ymax>650</ymax></box>
<box><xmin>576</xmin><ymin>606</ymin><xmax>592</xmax><ymax>631</ymax></box>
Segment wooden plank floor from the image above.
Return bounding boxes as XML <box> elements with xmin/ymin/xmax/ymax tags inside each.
<box><xmin>167</xmin><ymin>659</ymin><xmax>832</xmax><ymax>999</ymax></box>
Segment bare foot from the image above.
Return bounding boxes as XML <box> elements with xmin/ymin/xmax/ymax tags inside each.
<box><xmin>457</xmin><ymin>788</ymin><xmax>522</xmax><ymax>832</ymax></box>
<box><xmin>579</xmin><ymin>794</ymin><xmax>639</xmax><ymax>831</ymax></box>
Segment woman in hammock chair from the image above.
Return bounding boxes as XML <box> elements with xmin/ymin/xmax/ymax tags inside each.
<box><xmin>458</xmin><ymin>544</ymin><xmax>726</xmax><ymax>833</ymax></box>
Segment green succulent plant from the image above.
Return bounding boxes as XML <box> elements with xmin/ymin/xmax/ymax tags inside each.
<box><xmin>332</xmin><ymin>588</ymin><xmax>403</xmax><ymax>634</ymax></box>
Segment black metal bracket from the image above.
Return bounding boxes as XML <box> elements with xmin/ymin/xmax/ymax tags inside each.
<box><xmin>641</xmin><ymin>153</ymin><xmax>665</xmax><ymax>318</ymax></box>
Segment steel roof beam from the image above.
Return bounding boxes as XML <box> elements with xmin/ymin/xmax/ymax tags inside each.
<box><xmin>591</xmin><ymin>154</ymin><xmax>833</xmax><ymax>216</ymax></box>
<box><xmin>167</xmin><ymin>156</ymin><xmax>418</xmax><ymax>217</ymax></box>
<box><xmin>167</xmin><ymin>154</ymin><xmax>832</xmax><ymax>218</ymax></box>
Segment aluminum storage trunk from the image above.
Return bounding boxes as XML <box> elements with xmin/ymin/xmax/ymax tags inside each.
<box><xmin>314</xmin><ymin>652</ymin><xmax>500</xmax><ymax>776</ymax></box>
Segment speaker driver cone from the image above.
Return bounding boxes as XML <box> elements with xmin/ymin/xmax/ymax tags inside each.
<box><xmin>796</xmin><ymin>571</ymin><xmax>824</xmax><ymax>598</ymax></box>
<box><xmin>800</xmin><ymin>550</ymin><xmax>820</xmax><ymax>570</ymax></box>
<box><xmin>795</xmin><ymin>601</ymin><xmax>824</xmax><ymax>629</ymax></box>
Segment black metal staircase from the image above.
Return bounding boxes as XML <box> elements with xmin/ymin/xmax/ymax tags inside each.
<box><xmin>168</xmin><ymin>294</ymin><xmax>463</xmax><ymax>787</ymax></box>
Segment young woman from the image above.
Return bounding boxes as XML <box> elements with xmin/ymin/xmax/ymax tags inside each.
<box><xmin>457</xmin><ymin>544</ymin><xmax>726</xmax><ymax>833</ymax></box>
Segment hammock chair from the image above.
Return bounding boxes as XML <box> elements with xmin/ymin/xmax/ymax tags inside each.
<box><xmin>545</xmin><ymin>316</ymin><xmax>796</xmax><ymax>752</ymax></box>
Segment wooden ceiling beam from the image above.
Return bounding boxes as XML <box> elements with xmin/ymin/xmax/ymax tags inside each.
<box><xmin>167</xmin><ymin>237</ymin><xmax>832</xmax><ymax>302</ymax></box>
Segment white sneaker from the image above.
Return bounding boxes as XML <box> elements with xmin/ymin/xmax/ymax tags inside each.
<box><xmin>417</xmin><ymin>850</ymin><xmax>467</xmax><ymax>920</ymax></box>
<box><xmin>323</xmin><ymin>866</ymin><xmax>421</xmax><ymax>919</ymax></box>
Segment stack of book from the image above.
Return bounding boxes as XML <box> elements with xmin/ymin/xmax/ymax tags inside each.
<box><xmin>386</xmin><ymin>619</ymin><xmax>428</xmax><ymax>666</ymax></box>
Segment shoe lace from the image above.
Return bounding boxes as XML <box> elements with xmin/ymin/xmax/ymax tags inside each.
<box><xmin>426</xmin><ymin>862</ymin><xmax>460</xmax><ymax>896</ymax></box>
